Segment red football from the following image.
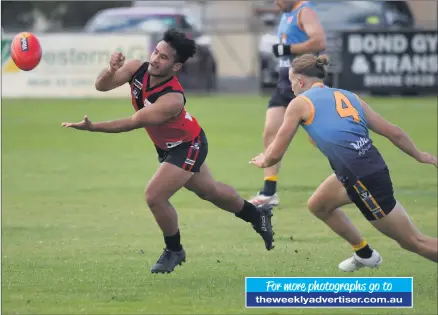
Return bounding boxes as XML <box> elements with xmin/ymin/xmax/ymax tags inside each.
<box><xmin>10</xmin><ymin>32</ymin><xmax>42</xmax><ymax>71</ymax></box>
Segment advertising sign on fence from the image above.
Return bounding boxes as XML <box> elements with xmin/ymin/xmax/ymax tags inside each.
<box><xmin>340</xmin><ymin>30</ymin><xmax>437</xmax><ymax>94</ymax></box>
<box><xmin>2</xmin><ymin>34</ymin><xmax>150</xmax><ymax>98</ymax></box>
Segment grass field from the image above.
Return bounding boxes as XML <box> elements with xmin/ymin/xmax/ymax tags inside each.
<box><xmin>1</xmin><ymin>94</ymin><xmax>437</xmax><ymax>315</ymax></box>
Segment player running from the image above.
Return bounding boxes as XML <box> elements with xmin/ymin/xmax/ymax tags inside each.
<box><xmin>250</xmin><ymin>0</ymin><xmax>326</xmax><ymax>206</ymax></box>
<box><xmin>61</xmin><ymin>29</ymin><xmax>275</xmax><ymax>274</ymax></box>
<box><xmin>251</xmin><ymin>54</ymin><xmax>438</xmax><ymax>270</ymax></box>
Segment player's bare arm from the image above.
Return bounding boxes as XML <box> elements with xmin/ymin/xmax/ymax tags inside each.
<box><xmin>272</xmin><ymin>8</ymin><xmax>326</xmax><ymax>58</ymax></box>
<box><xmin>131</xmin><ymin>93</ymin><xmax>185</xmax><ymax>126</ymax></box>
<box><xmin>360</xmin><ymin>99</ymin><xmax>437</xmax><ymax>167</ymax></box>
<box><xmin>291</xmin><ymin>8</ymin><xmax>326</xmax><ymax>54</ymax></box>
<box><xmin>251</xmin><ymin>97</ymin><xmax>310</xmax><ymax>168</ymax></box>
<box><xmin>61</xmin><ymin>93</ymin><xmax>184</xmax><ymax>133</ymax></box>
<box><xmin>95</xmin><ymin>52</ymin><xmax>143</xmax><ymax>91</ymax></box>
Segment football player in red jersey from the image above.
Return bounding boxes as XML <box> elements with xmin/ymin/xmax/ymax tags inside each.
<box><xmin>61</xmin><ymin>29</ymin><xmax>274</xmax><ymax>274</ymax></box>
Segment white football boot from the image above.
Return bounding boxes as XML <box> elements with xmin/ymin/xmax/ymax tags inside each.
<box><xmin>338</xmin><ymin>250</ymin><xmax>382</xmax><ymax>272</ymax></box>
<box><xmin>248</xmin><ymin>192</ymin><xmax>280</xmax><ymax>206</ymax></box>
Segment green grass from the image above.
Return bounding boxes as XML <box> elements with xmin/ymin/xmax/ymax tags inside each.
<box><xmin>1</xmin><ymin>94</ymin><xmax>437</xmax><ymax>315</ymax></box>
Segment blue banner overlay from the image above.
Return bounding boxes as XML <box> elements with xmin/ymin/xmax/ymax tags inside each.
<box><xmin>245</xmin><ymin>277</ymin><xmax>413</xmax><ymax>308</ymax></box>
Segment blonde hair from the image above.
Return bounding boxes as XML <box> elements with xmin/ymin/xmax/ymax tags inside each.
<box><xmin>290</xmin><ymin>54</ymin><xmax>330</xmax><ymax>79</ymax></box>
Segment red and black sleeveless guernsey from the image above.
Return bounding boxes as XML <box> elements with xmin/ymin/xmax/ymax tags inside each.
<box><xmin>129</xmin><ymin>62</ymin><xmax>202</xmax><ymax>151</ymax></box>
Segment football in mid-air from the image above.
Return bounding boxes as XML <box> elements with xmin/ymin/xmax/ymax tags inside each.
<box><xmin>10</xmin><ymin>32</ymin><xmax>42</xmax><ymax>71</ymax></box>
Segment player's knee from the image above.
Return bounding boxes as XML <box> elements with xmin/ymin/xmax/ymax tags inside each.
<box><xmin>307</xmin><ymin>196</ymin><xmax>332</xmax><ymax>220</ymax></box>
<box><xmin>398</xmin><ymin>239</ymin><xmax>419</xmax><ymax>253</ymax></box>
<box><xmin>145</xmin><ymin>192</ymin><xmax>157</xmax><ymax>208</ymax></box>
<box><xmin>307</xmin><ymin>196</ymin><xmax>322</xmax><ymax>214</ymax></box>
<box><xmin>397</xmin><ymin>234</ymin><xmax>425</xmax><ymax>253</ymax></box>
<box><xmin>144</xmin><ymin>188</ymin><xmax>164</xmax><ymax>209</ymax></box>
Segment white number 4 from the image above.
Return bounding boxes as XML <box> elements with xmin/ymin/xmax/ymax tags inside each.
<box><xmin>185</xmin><ymin>112</ymin><xmax>193</xmax><ymax>121</ymax></box>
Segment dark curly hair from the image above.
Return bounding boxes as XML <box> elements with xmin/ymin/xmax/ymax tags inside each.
<box><xmin>162</xmin><ymin>28</ymin><xmax>197</xmax><ymax>64</ymax></box>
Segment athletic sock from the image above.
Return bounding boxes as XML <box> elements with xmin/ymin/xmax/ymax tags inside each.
<box><xmin>235</xmin><ymin>200</ymin><xmax>259</xmax><ymax>224</ymax></box>
<box><xmin>353</xmin><ymin>239</ymin><xmax>373</xmax><ymax>259</ymax></box>
<box><xmin>263</xmin><ymin>175</ymin><xmax>278</xmax><ymax>196</ymax></box>
<box><xmin>164</xmin><ymin>230</ymin><xmax>183</xmax><ymax>251</ymax></box>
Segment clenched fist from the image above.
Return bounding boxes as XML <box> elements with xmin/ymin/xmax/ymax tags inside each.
<box><xmin>108</xmin><ymin>52</ymin><xmax>125</xmax><ymax>73</ymax></box>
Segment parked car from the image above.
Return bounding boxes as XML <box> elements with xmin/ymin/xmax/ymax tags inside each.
<box><xmin>84</xmin><ymin>6</ymin><xmax>217</xmax><ymax>91</ymax></box>
<box><xmin>258</xmin><ymin>0</ymin><xmax>414</xmax><ymax>90</ymax></box>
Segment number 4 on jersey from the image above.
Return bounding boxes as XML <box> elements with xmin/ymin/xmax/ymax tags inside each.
<box><xmin>334</xmin><ymin>91</ymin><xmax>360</xmax><ymax>122</ymax></box>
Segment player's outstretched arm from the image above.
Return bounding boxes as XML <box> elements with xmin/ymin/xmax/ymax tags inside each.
<box><xmin>95</xmin><ymin>52</ymin><xmax>143</xmax><ymax>92</ymax></box>
<box><xmin>360</xmin><ymin>99</ymin><xmax>437</xmax><ymax>167</ymax></box>
<box><xmin>61</xmin><ymin>93</ymin><xmax>185</xmax><ymax>133</ymax></box>
<box><xmin>131</xmin><ymin>93</ymin><xmax>185</xmax><ymax>126</ymax></box>
<box><xmin>251</xmin><ymin>97</ymin><xmax>310</xmax><ymax>168</ymax></box>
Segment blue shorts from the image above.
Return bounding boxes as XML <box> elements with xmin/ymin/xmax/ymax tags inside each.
<box><xmin>345</xmin><ymin>167</ymin><xmax>397</xmax><ymax>221</ymax></box>
<box><xmin>268</xmin><ymin>83</ymin><xmax>295</xmax><ymax>108</ymax></box>
<box><xmin>268</xmin><ymin>66</ymin><xmax>295</xmax><ymax>108</ymax></box>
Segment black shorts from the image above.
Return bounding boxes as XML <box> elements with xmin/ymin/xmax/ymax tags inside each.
<box><xmin>155</xmin><ymin>129</ymin><xmax>208</xmax><ymax>173</ymax></box>
<box><xmin>344</xmin><ymin>167</ymin><xmax>397</xmax><ymax>221</ymax></box>
<box><xmin>268</xmin><ymin>83</ymin><xmax>296</xmax><ymax>108</ymax></box>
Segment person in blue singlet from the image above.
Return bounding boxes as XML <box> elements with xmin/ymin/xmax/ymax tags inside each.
<box><xmin>250</xmin><ymin>0</ymin><xmax>326</xmax><ymax>207</ymax></box>
<box><xmin>251</xmin><ymin>54</ymin><xmax>438</xmax><ymax>270</ymax></box>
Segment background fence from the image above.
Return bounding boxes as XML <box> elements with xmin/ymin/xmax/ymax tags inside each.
<box><xmin>1</xmin><ymin>0</ymin><xmax>437</xmax><ymax>97</ymax></box>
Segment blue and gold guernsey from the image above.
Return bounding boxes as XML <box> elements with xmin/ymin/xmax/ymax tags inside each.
<box><xmin>299</xmin><ymin>84</ymin><xmax>387</xmax><ymax>186</ymax></box>
<box><xmin>277</xmin><ymin>1</ymin><xmax>313</xmax><ymax>89</ymax></box>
